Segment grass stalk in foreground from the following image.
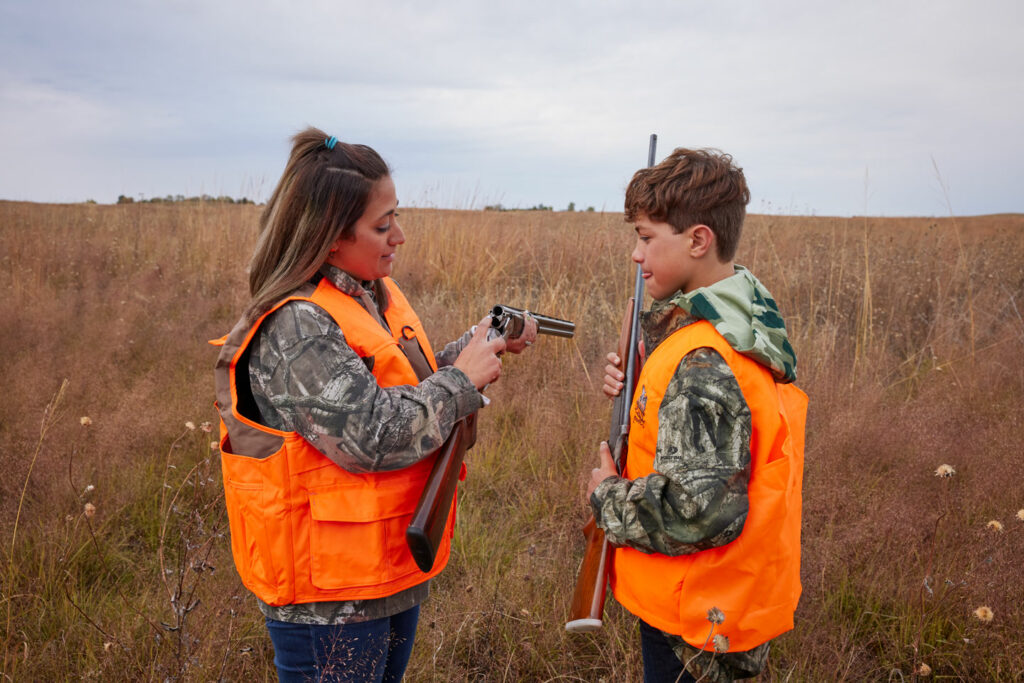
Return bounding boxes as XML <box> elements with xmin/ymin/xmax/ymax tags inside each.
<box><xmin>3</xmin><ymin>378</ymin><xmax>68</xmax><ymax>680</ymax></box>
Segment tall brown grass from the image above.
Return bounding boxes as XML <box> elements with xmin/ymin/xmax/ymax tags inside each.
<box><xmin>1</xmin><ymin>199</ymin><xmax>1022</xmax><ymax>681</ymax></box>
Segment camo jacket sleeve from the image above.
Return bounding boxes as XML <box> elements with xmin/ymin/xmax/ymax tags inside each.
<box><xmin>590</xmin><ymin>347</ymin><xmax>752</xmax><ymax>555</ymax></box>
<box><xmin>433</xmin><ymin>328</ymin><xmax>474</xmax><ymax>368</ymax></box>
<box><xmin>249</xmin><ymin>300</ymin><xmax>484</xmax><ymax>474</ymax></box>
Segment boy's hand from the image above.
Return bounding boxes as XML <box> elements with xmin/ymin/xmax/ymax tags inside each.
<box><xmin>601</xmin><ymin>339</ymin><xmax>646</xmax><ymax>400</ymax></box>
<box><xmin>586</xmin><ymin>441</ymin><xmax>618</xmax><ymax>498</ymax></box>
<box><xmin>602</xmin><ymin>352</ymin><xmax>624</xmax><ymax>399</ymax></box>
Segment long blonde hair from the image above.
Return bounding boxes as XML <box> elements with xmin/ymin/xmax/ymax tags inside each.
<box><xmin>246</xmin><ymin>127</ymin><xmax>390</xmax><ymax>323</ymax></box>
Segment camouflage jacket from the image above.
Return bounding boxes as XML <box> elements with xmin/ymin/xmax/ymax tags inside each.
<box><xmin>590</xmin><ymin>266</ymin><xmax>796</xmax><ymax>679</ymax></box>
<box><xmin>590</xmin><ymin>299</ymin><xmax>753</xmax><ymax>556</ymax></box>
<box><xmin>248</xmin><ymin>265</ymin><xmax>481</xmax><ymax>624</ymax></box>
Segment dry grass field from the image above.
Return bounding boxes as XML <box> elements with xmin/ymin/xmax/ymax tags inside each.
<box><xmin>1</xmin><ymin>200</ymin><xmax>1023</xmax><ymax>681</ymax></box>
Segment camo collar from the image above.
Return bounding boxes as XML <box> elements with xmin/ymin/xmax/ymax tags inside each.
<box><xmin>319</xmin><ymin>264</ymin><xmax>369</xmax><ymax>296</ymax></box>
<box><xmin>664</xmin><ymin>265</ymin><xmax>797</xmax><ymax>383</ymax></box>
<box><xmin>640</xmin><ymin>298</ymin><xmax>701</xmax><ymax>354</ymax></box>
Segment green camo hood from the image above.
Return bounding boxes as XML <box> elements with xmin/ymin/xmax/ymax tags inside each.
<box><xmin>670</xmin><ymin>265</ymin><xmax>797</xmax><ymax>383</ymax></box>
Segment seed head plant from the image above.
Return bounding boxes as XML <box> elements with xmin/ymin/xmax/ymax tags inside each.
<box><xmin>972</xmin><ymin>606</ymin><xmax>994</xmax><ymax>623</ymax></box>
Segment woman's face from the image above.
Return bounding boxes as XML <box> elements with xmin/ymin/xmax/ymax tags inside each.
<box><xmin>326</xmin><ymin>176</ymin><xmax>404</xmax><ymax>281</ymax></box>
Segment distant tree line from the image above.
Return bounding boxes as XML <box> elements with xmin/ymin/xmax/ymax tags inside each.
<box><xmin>116</xmin><ymin>194</ymin><xmax>256</xmax><ymax>205</ymax></box>
<box><xmin>483</xmin><ymin>202</ymin><xmax>596</xmax><ymax>212</ymax></box>
<box><xmin>484</xmin><ymin>203</ymin><xmax>553</xmax><ymax>212</ymax></box>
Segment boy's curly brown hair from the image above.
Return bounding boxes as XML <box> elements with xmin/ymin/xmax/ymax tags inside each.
<box><xmin>624</xmin><ymin>148</ymin><xmax>750</xmax><ymax>261</ymax></box>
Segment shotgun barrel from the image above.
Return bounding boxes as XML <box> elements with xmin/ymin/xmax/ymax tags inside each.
<box><xmin>490</xmin><ymin>305</ymin><xmax>575</xmax><ymax>340</ymax></box>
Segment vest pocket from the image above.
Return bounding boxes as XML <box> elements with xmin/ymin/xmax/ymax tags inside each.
<box><xmin>307</xmin><ymin>486</ymin><xmax>417</xmax><ymax>589</ymax></box>
<box><xmin>224</xmin><ymin>480</ymin><xmax>279</xmax><ymax>600</ymax></box>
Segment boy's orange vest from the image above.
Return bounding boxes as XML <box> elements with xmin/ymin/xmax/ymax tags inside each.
<box><xmin>213</xmin><ymin>277</ymin><xmax>456</xmax><ymax>605</ymax></box>
<box><xmin>609</xmin><ymin>320</ymin><xmax>807</xmax><ymax>651</ymax></box>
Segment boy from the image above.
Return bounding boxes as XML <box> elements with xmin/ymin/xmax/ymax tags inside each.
<box><xmin>587</xmin><ymin>148</ymin><xmax>807</xmax><ymax>682</ymax></box>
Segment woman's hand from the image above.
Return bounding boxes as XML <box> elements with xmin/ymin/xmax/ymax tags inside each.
<box><xmin>453</xmin><ymin>317</ymin><xmax>507</xmax><ymax>390</ymax></box>
<box><xmin>504</xmin><ymin>313</ymin><xmax>539</xmax><ymax>354</ymax></box>
<box><xmin>602</xmin><ymin>352</ymin><xmax>624</xmax><ymax>399</ymax></box>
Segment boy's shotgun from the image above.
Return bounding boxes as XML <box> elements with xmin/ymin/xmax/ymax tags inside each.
<box><xmin>565</xmin><ymin>134</ymin><xmax>656</xmax><ymax>632</ymax></box>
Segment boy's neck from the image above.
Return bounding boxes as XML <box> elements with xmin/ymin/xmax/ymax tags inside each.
<box><xmin>682</xmin><ymin>260</ymin><xmax>736</xmax><ymax>294</ymax></box>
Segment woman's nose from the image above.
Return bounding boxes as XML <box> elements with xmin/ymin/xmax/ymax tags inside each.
<box><xmin>391</xmin><ymin>220</ymin><xmax>405</xmax><ymax>245</ymax></box>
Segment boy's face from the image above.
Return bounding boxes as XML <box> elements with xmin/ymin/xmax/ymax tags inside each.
<box><xmin>631</xmin><ymin>214</ymin><xmax>699</xmax><ymax>300</ymax></box>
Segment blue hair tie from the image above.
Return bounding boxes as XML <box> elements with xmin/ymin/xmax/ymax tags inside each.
<box><xmin>325</xmin><ymin>136</ymin><xmax>338</xmax><ymax>150</ymax></box>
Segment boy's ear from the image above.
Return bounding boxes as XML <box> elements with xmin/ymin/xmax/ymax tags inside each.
<box><xmin>688</xmin><ymin>224</ymin><xmax>715</xmax><ymax>258</ymax></box>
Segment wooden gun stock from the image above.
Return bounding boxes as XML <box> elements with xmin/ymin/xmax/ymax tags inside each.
<box><xmin>566</xmin><ymin>429</ymin><xmax>629</xmax><ymax>632</ymax></box>
<box><xmin>406</xmin><ymin>413</ymin><xmax>477</xmax><ymax>573</ymax></box>
<box><xmin>565</xmin><ymin>516</ymin><xmax>610</xmax><ymax>632</ymax></box>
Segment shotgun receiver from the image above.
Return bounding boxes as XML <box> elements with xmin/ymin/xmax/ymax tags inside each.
<box><xmin>406</xmin><ymin>305</ymin><xmax>576</xmax><ymax>573</ymax></box>
<box><xmin>565</xmin><ymin>133</ymin><xmax>656</xmax><ymax>632</ymax></box>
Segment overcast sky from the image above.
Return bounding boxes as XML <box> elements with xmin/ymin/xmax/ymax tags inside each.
<box><xmin>1</xmin><ymin>0</ymin><xmax>1021</xmax><ymax>216</ymax></box>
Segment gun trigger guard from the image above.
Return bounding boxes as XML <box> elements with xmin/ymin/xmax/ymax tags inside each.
<box><xmin>400</xmin><ymin>325</ymin><xmax>416</xmax><ymax>340</ymax></box>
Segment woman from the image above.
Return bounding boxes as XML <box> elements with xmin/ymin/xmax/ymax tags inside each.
<box><xmin>213</xmin><ymin>127</ymin><xmax>535</xmax><ymax>682</ymax></box>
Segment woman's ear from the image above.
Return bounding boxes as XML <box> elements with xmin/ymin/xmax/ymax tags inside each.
<box><xmin>325</xmin><ymin>235</ymin><xmax>345</xmax><ymax>266</ymax></box>
<box><xmin>688</xmin><ymin>224</ymin><xmax>715</xmax><ymax>258</ymax></box>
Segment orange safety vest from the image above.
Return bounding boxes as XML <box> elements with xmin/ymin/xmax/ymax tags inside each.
<box><xmin>213</xmin><ymin>277</ymin><xmax>457</xmax><ymax>606</ymax></box>
<box><xmin>609</xmin><ymin>320</ymin><xmax>807</xmax><ymax>652</ymax></box>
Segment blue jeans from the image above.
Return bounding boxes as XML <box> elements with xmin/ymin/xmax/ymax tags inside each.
<box><xmin>265</xmin><ymin>605</ymin><xmax>420</xmax><ymax>682</ymax></box>
<box><xmin>639</xmin><ymin>619</ymin><xmax>697</xmax><ymax>683</ymax></box>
